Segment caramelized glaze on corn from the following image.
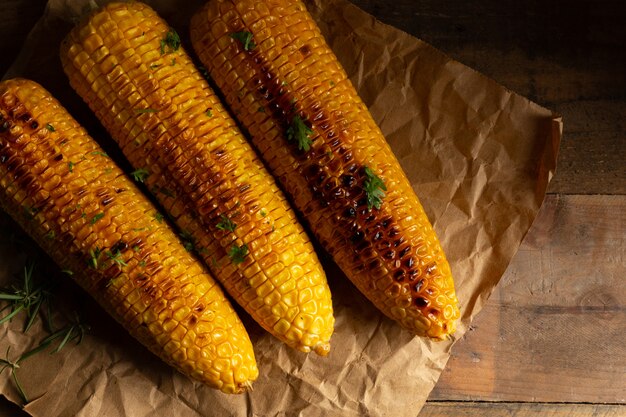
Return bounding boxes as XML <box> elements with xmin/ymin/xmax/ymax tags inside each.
<box><xmin>60</xmin><ymin>2</ymin><xmax>334</xmax><ymax>354</ymax></box>
<box><xmin>0</xmin><ymin>78</ymin><xmax>257</xmax><ymax>393</ymax></box>
<box><xmin>190</xmin><ymin>0</ymin><xmax>460</xmax><ymax>339</ymax></box>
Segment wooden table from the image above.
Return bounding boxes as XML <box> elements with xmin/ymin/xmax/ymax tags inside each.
<box><xmin>1</xmin><ymin>0</ymin><xmax>624</xmax><ymax>416</ymax></box>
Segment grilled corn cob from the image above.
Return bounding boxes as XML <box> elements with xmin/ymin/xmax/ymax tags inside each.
<box><xmin>60</xmin><ymin>2</ymin><xmax>334</xmax><ymax>354</ymax></box>
<box><xmin>190</xmin><ymin>0</ymin><xmax>460</xmax><ymax>339</ymax></box>
<box><xmin>0</xmin><ymin>78</ymin><xmax>257</xmax><ymax>393</ymax></box>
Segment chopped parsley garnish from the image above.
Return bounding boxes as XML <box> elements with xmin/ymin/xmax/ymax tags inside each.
<box><xmin>154</xmin><ymin>213</ymin><xmax>164</xmax><ymax>223</ymax></box>
<box><xmin>216</xmin><ymin>214</ymin><xmax>237</xmax><ymax>232</ymax></box>
<box><xmin>286</xmin><ymin>115</ymin><xmax>313</xmax><ymax>152</ymax></box>
<box><xmin>131</xmin><ymin>168</ymin><xmax>150</xmax><ymax>183</ymax></box>
<box><xmin>257</xmin><ymin>106</ymin><xmax>265</xmax><ymax>113</ymax></box>
<box><xmin>206</xmin><ymin>108</ymin><xmax>213</xmax><ymax>117</ymax></box>
<box><xmin>138</xmin><ymin>260</ymin><xmax>147</xmax><ymax>267</ymax></box>
<box><xmin>44</xmin><ymin>230</ymin><xmax>55</xmax><ymax>240</ymax></box>
<box><xmin>89</xmin><ymin>213</ymin><xmax>105</xmax><ymax>225</ymax></box>
<box><xmin>68</xmin><ymin>161</ymin><xmax>74</xmax><ymax>173</ymax></box>
<box><xmin>228</xmin><ymin>244</ymin><xmax>248</xmax><ymax>264</ymax></box>
<box><xmin>90</xmin><ymin>151</ymin><xmax>109</xmax><ymax>158</ymax></box>
<box><xmin>363</xmin><ymin>166</ymin><xmax>387</xmax><ymax>210</ymax></box>
<box><xmin>230</xmin><ymin>31</ymin><xmax>256</xmax><ymax>51</ymax></box>
<box><xmin>45</xmin><ymin>123</ymin><xmax>55</xmax><ymax>132</ymax></box>
<box><xmin>160</xmin><ymin>29</ymin><xmax>181</xmax><ymax>55</ymax></box>
<box><xmin>170</xmin><ymin>58</ymin><xmax>176</xmax><ymax>66</ymax></box>
<box><xmin>260</xmin><ymin>209</ymin><xmax>267</xmax><ymax>217</ymax></box>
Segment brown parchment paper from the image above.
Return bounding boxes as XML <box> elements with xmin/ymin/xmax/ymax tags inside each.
<box><xmin>0</xmin><ymin>0</ymin><xmax>561</xmax><ymax>416</ymax></box>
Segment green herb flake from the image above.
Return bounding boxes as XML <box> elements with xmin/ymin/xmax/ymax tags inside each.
<box><xmin>44</xmin><ymin>230</ymin><xmax>56</xmax><ymax>240</ymax></box>
<box><xmin>228</xmin><ymin>243</ymin><xmax>248</xmax><ymax>264</ymax></box>
<box><xmin>216</xmin><ymin>214</ymin><xmax>237</xmax><ymax>233</ymax></box>
<box><xmin>206</xmin><ymin>108</ymin><xmax>213</xmax><ymax>117</ymax></box>
<box><xmin>260</xmin><ymin>209</ymin><xmax>267</xmax><ymax>217</ymax></box>
<box><xmin>90</xmin><ymin>151</ymin><xmax>109</xmax><ymax>158</ymax></box>
<box><xmin>230</xmin><ymin>31</ymin><xmax>256</xmax><ymax>51</ymax></box>
<box><xmin>89</xmin><ymin>213</ymin><xmax>104</xmax><ymax>226</ymax></box>
<box><xmin>106</xmin><ymin>250</ymin><xmax>127</xmax><ymax>268</ymax></box>
<box><xmin>68</xmin><ymin>161</ymin><xmax>74</xmax><ymax>173</ymax></box>
<box><xmin>363</xmin><ymin>166</ymin><xmax>387</xmax><ymax>210</ymax></box>
<box><xmin>45</xmin><ymin>123</ymin><xmax>55</xmax><ymax>132</ymax></box>
<box><xmin>131</xmin><ymin>168</ymin><xmax>150</xmax><ymax>183</ymax></box>
<box><xmin>160</xmin><ymin>29</ymin><xmax>181</xmax><ymax>55</ymax></box>
<box><xmin>154</xmin><ymin>212</ymin><xmax>164</xmax><ymax>223</ymax></box>
<box><xmin>89</xmin><ymin>213</ymin><xmax>105</xmax><ymax>225</ymax></box>
<box><xmin>138</xmin><ymin>260</ymin><xmax>147</xmax><ymax>267</ymax></box>
<box><xmin>22</xmin><ymin>206</ymin><xmax>38</xmax><ymax>220</ymax></box>
<box><xmin>61</xmin><ymin>269</ymin><xmax>73</xmax><ymax>276</ymax></box>
<box><xmin>135</xmin><ymin>108</ymin><xmax>157</xmax><ymax>114</ymax></box>
<box><xmin>257</xmin><ymin>106</ymin><xmax>265</xmax><ymax>113</ymax></box>
<box><xmin>170</xmin><ymin>58</ymin><xmax>176</xmax><ymax>66</ymax></box>
<box><xmin>286</xmin><ymin>115</ymin><xmax>313</xmax><ymax>152</ymax></box>
<box><xmin>149</xmin><ymin>63</ymin><xmax>161</xmax><ymax>70</ymax></box>
<box><xmin>132</xmin><ymin>245</ymin><xmax>141</xmax><ymax>252</ymax></box>
<box><xmin>179</xmin><ymin>230</ymin><xmax>196</xmax><ymax>252</ymax></box>
<box><xmin>88</xmin><ymin>247</ymin><xmax>102</xmax><ymax>269</ymax></box>
<box><xmin>329</xmin><ymin>80</ymin><xmax>336</xmax><ymax>87</ymax></box>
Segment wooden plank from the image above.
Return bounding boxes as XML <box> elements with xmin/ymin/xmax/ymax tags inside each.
<box><xmin>351</xmin><ymin>0</ymin><xmax>626</xmax><ymax>195</ymax></box>
<box><xmin>418</xmin><ymin>402</ymin><xmax>626</xmax><ymax>417</ymax></box>
<box><xmin>431</xmin><ymin>194</ymin><xmax>626</xmax><ymax>402</ymax></box>
<box><xmin>0</xmin><ymin>0</ymin><xmax>47</xmax><ymax>76</ymax></box>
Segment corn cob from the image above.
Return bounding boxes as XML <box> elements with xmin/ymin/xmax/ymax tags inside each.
<box><xmin>60</xmin><ymin>2</ymin><xmax>334</xmax><ymax>355</ymax></box>
<box><xmin>0</xmin><ymin>78</ymin><xmax>257</xmax><ymax>393</ymax></box>
<box><xmin>190</xmin><ymin>0</ymin><xmax>460</xmax><ymax>339</ymax></box>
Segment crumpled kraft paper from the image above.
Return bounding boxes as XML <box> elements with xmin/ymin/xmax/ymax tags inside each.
<box><xmin>0</xmin><ymin>0</ymin><xmax>561</xmax><ymax>416</ymax></box>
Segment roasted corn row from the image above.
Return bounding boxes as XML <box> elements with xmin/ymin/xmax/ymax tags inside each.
<box><xmin>190</xmin><ymin>0</ymin><xmax>460</xmax><ymax>339</ymax></box>
<box><xmin>0</xmin><ymin>78</ymin><xmax>257</xmax><ymax>393</ymax></box>
<box><xmin>60</xmin><ymin>2</ymin><xmax>334</xmax><ymax>354</ymax></box>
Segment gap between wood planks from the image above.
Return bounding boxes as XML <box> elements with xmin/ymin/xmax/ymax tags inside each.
<box><xmin>419</xmin><ymin>401</ymin><xmax>625</xmax><ymax>417</ymax></box>
<box><xmin>430</xmin><ymin>194</ymin><xmax>626</xmax><ymax>404</ymax></box>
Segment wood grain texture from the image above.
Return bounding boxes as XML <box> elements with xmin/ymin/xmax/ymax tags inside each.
<box><xmin>0</xmin><ymin>0</ymin><xmax>47</xmax><ymax>77</ymax></box>
<box><xmin>351</xmin><ymin>0</ymin><xmax>626</xmax><ymax>195</ymax></box>
<box><xmin>431</xmin><ymin>194</ymin><xmax>626</xmax><ymax>402</ymax></box>
<box><xmin>0</xmin><ymin>0</ymin><xmax>624</xmax><ymax>415</ymax></box>
<box><xmin>419</xmin><ymin>402</ymin><xmax>626</xmax><ymax>417</ymax></box>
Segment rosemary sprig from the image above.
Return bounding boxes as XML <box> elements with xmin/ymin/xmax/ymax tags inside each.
<box><xmin>0</xmin><ymin>312</ymin><xmax>89</xmax><ymax>404</ymax></box>
<box><xmin>0</xmin><ymin>264</ymin><xmax>53</xmax><ymax>332</ymax></box>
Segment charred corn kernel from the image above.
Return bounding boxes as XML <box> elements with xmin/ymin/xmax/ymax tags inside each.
<box><xmin>0</xmin><ymin>78</ymin><xmax>257</xmax><ymax>393</ymax></box>
<box><xmin>190</xmin><ymin>0</ymin><xmax>460</xmax><ymax>339</ymax></box>
<box><xmin>60</xmin><ymin>2</ymin><xmax>334</xmax><ymax>354</ymax></box>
